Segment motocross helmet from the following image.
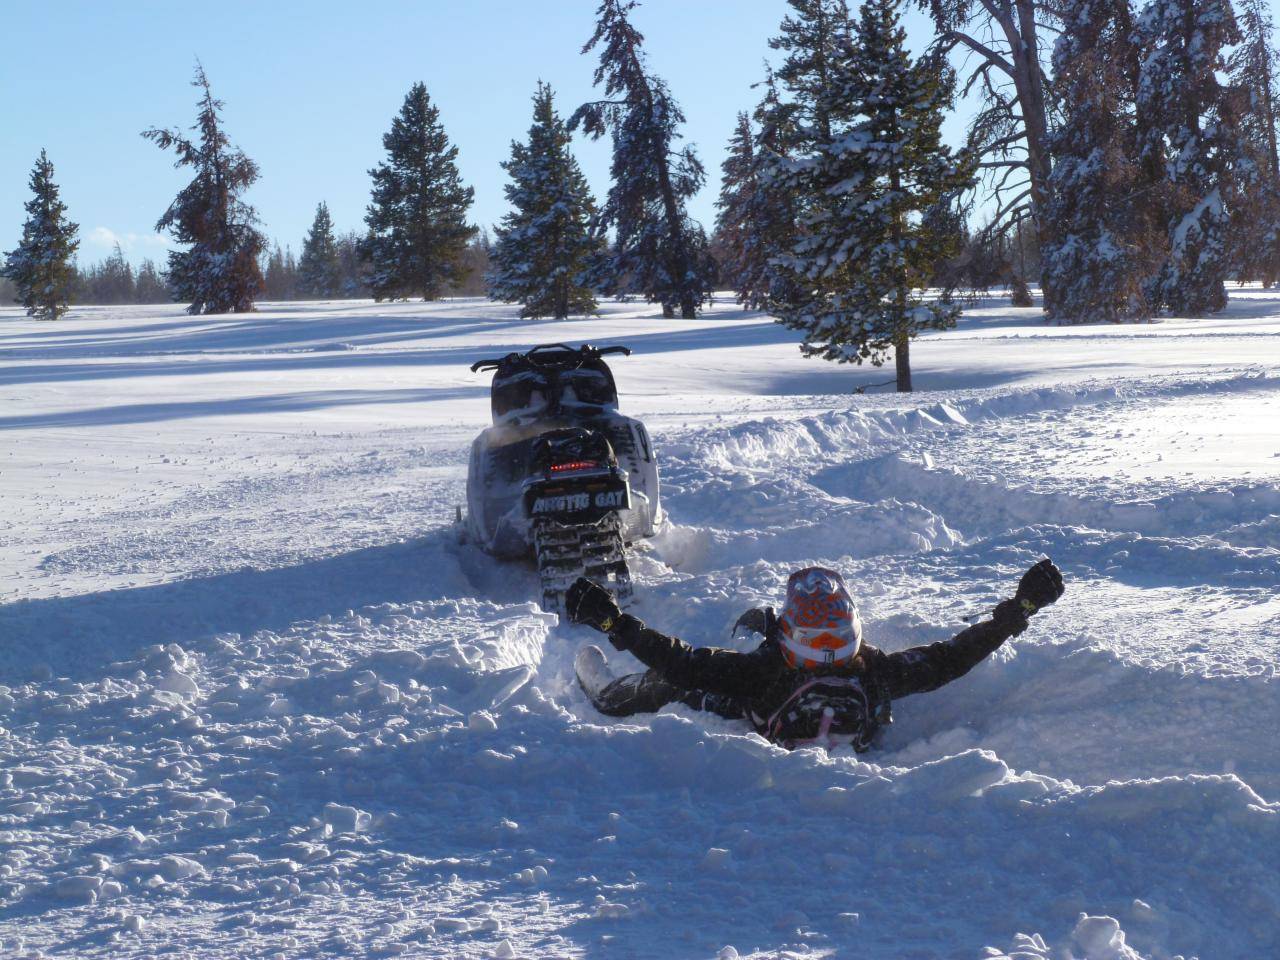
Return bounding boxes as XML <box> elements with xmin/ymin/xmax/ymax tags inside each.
<box><xmin>778</xmin><ymin>566</ymin><xmax>862</xmax><ymax>669</ymax></box>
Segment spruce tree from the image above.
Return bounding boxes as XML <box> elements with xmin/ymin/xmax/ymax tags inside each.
<box><xmin>488</xmin><ymin>82</ymin><xmax>602</xmax><ymax>318</ymax></box>
<box><xmin>363</xmin><ymin>82</ymin><xmax>476</xmax><ymax>301</ymax></box>
<box><xmin>143</xmin><ymin>63</ymin><xmax>266</xmax><ymax>314</ymax></box>
<box><xmin>715</xmin><ymin>100</ymin><xmax>801</xmax><ymax>310</ymax></box>
<box><xmin>299</xmin><ymin>202</ymin><xmax>342</xmax><ymax>298</ymax></box>
<box><xmin>773</xmin><ymin>0</ymin><xmax>972</xmax><ymax>391</ymax></box>
<box><xmin>715</xmin><ymin>114</ymin><xmax>765</xmax><ymax>307</ymax></box>
<box><xmin>2</xmin><ymin>149</ymin><xmax>80</xmax><ymax>320</ymax></box>
<box><xmin>571</xmin><ymin>0</ymin><xmax>713</xmax><ymax>318</ymax></box>
<box><xmin>1136</xmin><ymin>0</ymin><xmax>1242</xmax><ymax>315</ymax></box>
<box><xmin>770</xmin><ymin>0</ymin><xmax>851</xmax><ymax>152</ymax></box>
<box><xmin>1041</xmin><ymin>0</ymin><xmax>1155</xmax><ymax>323</ymax></box>
<box><xmin>755</xmin><ymin>3</ymin><xmax>852</xmax><ymax>308</ymax></box>
<box><xmin>1227</xmin><ymin>0</ymin><xmax>1280</xmax><ymax>286</ymax></box>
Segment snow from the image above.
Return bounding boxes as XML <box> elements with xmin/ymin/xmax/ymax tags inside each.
<box><xmin>2</xmin><ymin>292</ymin><xmax>1279</xmax><ymax>958</ymax></box>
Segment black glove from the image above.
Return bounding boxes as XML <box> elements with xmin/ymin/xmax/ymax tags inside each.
<box><xmin>565</xmin><ymin>577</ymin><xmax>622</xmax><ymax>633</ymax></box>
<box><xmin>1014</xmin><ymin>559</ymin><xmax>1064</xmax><ymax>615</ymax></box>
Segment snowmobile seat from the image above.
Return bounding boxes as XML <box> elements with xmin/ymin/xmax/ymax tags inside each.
<box><xmin>474</xmin><ymin>344</ymin><xmax>628</xmax><ymax>425</ymax></box>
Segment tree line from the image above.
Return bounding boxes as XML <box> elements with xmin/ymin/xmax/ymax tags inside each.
<box><xmin>5</xmin><ymin>0</ymin><xmax>1279</xmax><ymax>391</ymax></box>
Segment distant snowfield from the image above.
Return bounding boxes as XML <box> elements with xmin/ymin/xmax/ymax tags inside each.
<box><xmin>1</xmin><ymin>293</ymin><xmax>1277</xmax><ymax>959</ymax></box>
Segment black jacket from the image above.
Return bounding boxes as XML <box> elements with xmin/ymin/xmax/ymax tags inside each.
<box><xmin>607</xmin><ymin>600</ymin><xmax>1029</xmax><ymax>744</ymax></box>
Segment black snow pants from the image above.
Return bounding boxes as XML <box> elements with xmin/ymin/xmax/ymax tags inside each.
<box><xmin>591</xmin><ymin>669</ymin><xmax>747</xmax><ymax>721</ymax></box>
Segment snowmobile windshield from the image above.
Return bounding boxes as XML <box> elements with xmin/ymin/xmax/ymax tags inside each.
<box><xmin>560</xmin><ymin>368</ymin><xmax>616</xmax><ymax>408</ymax></box>
<box><xmin>492</xmin><ymin>370</ymin><xmax>551</xmax><ymax>422</ymax></box>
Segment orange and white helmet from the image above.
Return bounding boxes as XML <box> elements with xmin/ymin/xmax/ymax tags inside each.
<box><xmin>778</xmin><ymin>566</ymin><xmax>862</xmax><ymax>669</ymax></box>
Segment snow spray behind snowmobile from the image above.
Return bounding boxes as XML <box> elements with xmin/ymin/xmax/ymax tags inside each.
<box><xmin>463</xmin><ymin>343</ymin><xmax>661</xmax><ymax>612</ymax></box>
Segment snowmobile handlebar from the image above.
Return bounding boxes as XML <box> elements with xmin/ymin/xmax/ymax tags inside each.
<box><xmin>469</xmin><ymin>343</ymin><xmax>632</xmax><ymax>373</ymax></box>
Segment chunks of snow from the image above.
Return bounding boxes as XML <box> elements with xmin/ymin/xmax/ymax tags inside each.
<box><xmin>321</xmin><ymin>803</ymin><xmax>370</xmax><ymax>834</ymax></box>
<box><xmin>54</xmin><ymin>875</ymin><xmax>102</xmax><ymax>900</ymax></box>
<box><xmin>700</xmin><ymin>847</ymin><xmax>733</xmax><ymax>872</ymax></box>
<box><xmin>1071</xmin><ymin>915</ymin><xmax>1143</xmax><ymax>960</ymax></box>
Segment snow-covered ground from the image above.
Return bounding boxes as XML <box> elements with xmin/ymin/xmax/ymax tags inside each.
<box><xmin>1</xmin><ymin>292</ymin><xmax>1277</xmax><ymax>959</ymax></box>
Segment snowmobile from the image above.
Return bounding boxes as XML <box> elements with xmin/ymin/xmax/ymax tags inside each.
<box><xmin>463</xmin><ymin>343</ymin><xmax>661</xmax><ymax>612</ymax></box>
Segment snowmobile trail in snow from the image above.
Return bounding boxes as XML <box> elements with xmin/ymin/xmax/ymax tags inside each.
<box><xmin>1</xmin><ymin>296</ymin><xmax>1278</xmax><ymax>959</ymax></box>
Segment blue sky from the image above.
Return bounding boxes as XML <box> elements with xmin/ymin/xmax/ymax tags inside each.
<box><xmin>3</xmin><ymin>0</ymin><xmax>951</xmax><ymax>266</ymax></box>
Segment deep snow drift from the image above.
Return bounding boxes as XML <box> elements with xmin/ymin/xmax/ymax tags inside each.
<box><xmin>1</xmin><ymin>293</ymin><xmax>1277</xmax><ymax>959</ymax></box>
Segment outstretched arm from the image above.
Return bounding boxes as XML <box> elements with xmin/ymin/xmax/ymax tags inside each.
<box><xmin>564</xmin><ymin>578</ymin><xmax>774</xmax><ymax>700</ymax></box>
<box><xmin>880</xmin><ymin>602</ymin><xmax>1026</xmax><ymax>698</ymax></box>
<box><xmin>880</xmin><ymin>560</ymin><xmax>1065</xmax><ymax>700</ymax></box>
<box><xmin>606</xmin><ymin>614</ymin><xmax>774</xmax><ymax>700</ymax></box>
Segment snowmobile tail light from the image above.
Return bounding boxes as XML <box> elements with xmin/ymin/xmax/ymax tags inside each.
<box><xmin>550</xmin><ymin>460</ymin><xmax>600</xmax><ymax>473</ymax></box>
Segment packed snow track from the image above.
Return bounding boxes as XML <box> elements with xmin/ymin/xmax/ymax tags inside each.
<box><xmin>2</xmin><ymin>295</ymin><xmax>1278</xmax><ymax>959</ymax></box>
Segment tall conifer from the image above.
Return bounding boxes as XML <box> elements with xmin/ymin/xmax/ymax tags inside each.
<box><xmin>143</xmin><ymin>63</ymin><xmax>266</xmax><ymax>314</ymax></box>
<box><xmin>1136</xmin><ymin>0</ymin><xmax>1242</xmax><ymax>315</ymax></box>
<box><xmin>363</xmin><ymin>83</ymin><xmax>476</xmax><ymax>301</ymax></box>
<box><xmin>299</xmin><ymin>202</ymin><xmax>342</xmax><ymax>298</ymax></box>
<box><xmin>1041</xmin><ymin>0</ymin><xmax>1155</xmax><ymax>322</ymax></box>
<box><xmin>773</xmin><ymin>0</ymin><xmax>972</xmax><ymax>391</ymax></box>
<box><xmin>2</xmin><ymin>150</ymin><xmax>80</xmax><ymax>320</ymax></box>
<box><xmin>571</xmin><ymin>0</ymin><xmax>713</xmax><ymax>318</ymax></box>
<box><xmin>1227</xmin><ymin>0</ymin><xmax>1280</xmax><ymax>285</ymax></box>
<box><xmin>488</xmin><ymin>83</ymin><xmax>603</xmax><ymax>318</ymax></box>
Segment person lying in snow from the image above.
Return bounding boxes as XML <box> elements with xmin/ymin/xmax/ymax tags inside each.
<box><xmin>567</xmin><ymin>560</ymin><xmax>1064</xmax><ymax>751</ymax></box>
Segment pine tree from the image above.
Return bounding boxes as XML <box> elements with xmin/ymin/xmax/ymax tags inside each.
<box><xmin>2</xmin><ymin>150</ymin><xmax>80</xmax><ymax>320</ymax></box>
<box><xmin>135</xmin><ymin>259</ymin><xmax>170</xmax><ymax>303</ymax></box>
<box><xmin>715</xmin><ymin>114</ymin><xmax>764</xmax><ymax>307</ymax></box>
<box><xmin>363</xmin><ymin>82</ymin><xmax>477</xmax><ymax>301</ymax></box>
<box><xmin>1041</xmin><ymin>0</ymin><xmax>1155</xmax><ymax>323</ymax></box>
<box><xmin>715</xmin><ymin>101</ymin><xmax>801</xmax><ymax>310</ymax></box>
<box><xmin>488</xmin><ymin>82</ymin><xmax>603</xmax><ymax>318</ymax></box>
<box><xmin>298</xmin><ymin>202</ymin><xmax>342</xmax><ymax>299</ymax></box>
<box><xmin>773</xmin><ymin>0</ymin><xmax>973</xmax><ymax>391</ymax></box>
<box><xmin>1227</xmin><ymin>0</ymin><xmax>1280</xmax><ymax>286</ymax></box>
<box><xmin>770</xmin><ymin>0</ymin><xmax>851</xmax><ymax>151</ymax></box>
<box><xmin>143</xmin><ymin>63</ymin><xmax>266</xmax><ymax>314</ymax></box>
<box><xmin>755</xmin><ymin>3</ymin><xmax>853</xmax><ymax>308</ymax></box>
<box><xmin>571</xmin><ymin>0</ymin><xmax>713</xmax><ymax>318</ymax></box>
<box><xmin>1136</xmin><ymin>0</ymin><xmax>1242</xmax><ymax>315</ymax></box>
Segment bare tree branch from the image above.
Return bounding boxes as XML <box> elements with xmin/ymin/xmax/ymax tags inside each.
<box><xmin>937</xmin><ymin>30</ymin><xmax>1015</xmax><ymax>77</ymax></box>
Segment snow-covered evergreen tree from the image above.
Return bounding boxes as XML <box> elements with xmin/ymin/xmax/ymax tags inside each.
<box><xmin>1136</xmin><ymin>0</ymin><xmax>1242</xmax><ymax>315</ymax></box>
<box><xmin>715</xmin><ymin>91</ymin><xmax>801</xmax><ymax>310</ymax></box>
<box><xmin>363</xmin><ymin>83</ymin><xmax>476</xmax><ymax>302</ymax></box>
<box><xmin>571</xmin><ymin>0</ymin><xmax>713</xmax><ymax>318</ymax></box>
<box><xmin>1227</xmin><ymin>0</ymin><xmax>1280</xmax><ymax>285</ymax></box>
<box><xmin>769</xmin><ymin>0</ymin><xmax>851</xmax><ymax>153</ymax></box>
<box><xmin>2</xmin><ymin>149</ymin><xmax>79</xmax><ymax>320</ymax></box>
<box><xmin>772</xmin><ymin>0</ymin><xmax>973</xmax><ymax>391</ymax></box>
<box><xmin>298</xmin><ymin>202</ymin><xmax>342</xmax><ymax>299</ymax></box>
<box><xmin>488</xmin><ymin>82</ymin><xmax>602</xmax><ymax>318</ymax></box>
<box><xmin>143</xmin><ymin>63</ymin><xmax>265</xmax><ymax>314</ymax></box>
<box><xmin>1041</xmin><ymin>0</ymin><xmax>1155</xmax><ymax>323</ymax></box>
<box><xmin>753</xmin><ymin>2</ymin><xmax>853</xmax><ymax>311</ymax></box>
